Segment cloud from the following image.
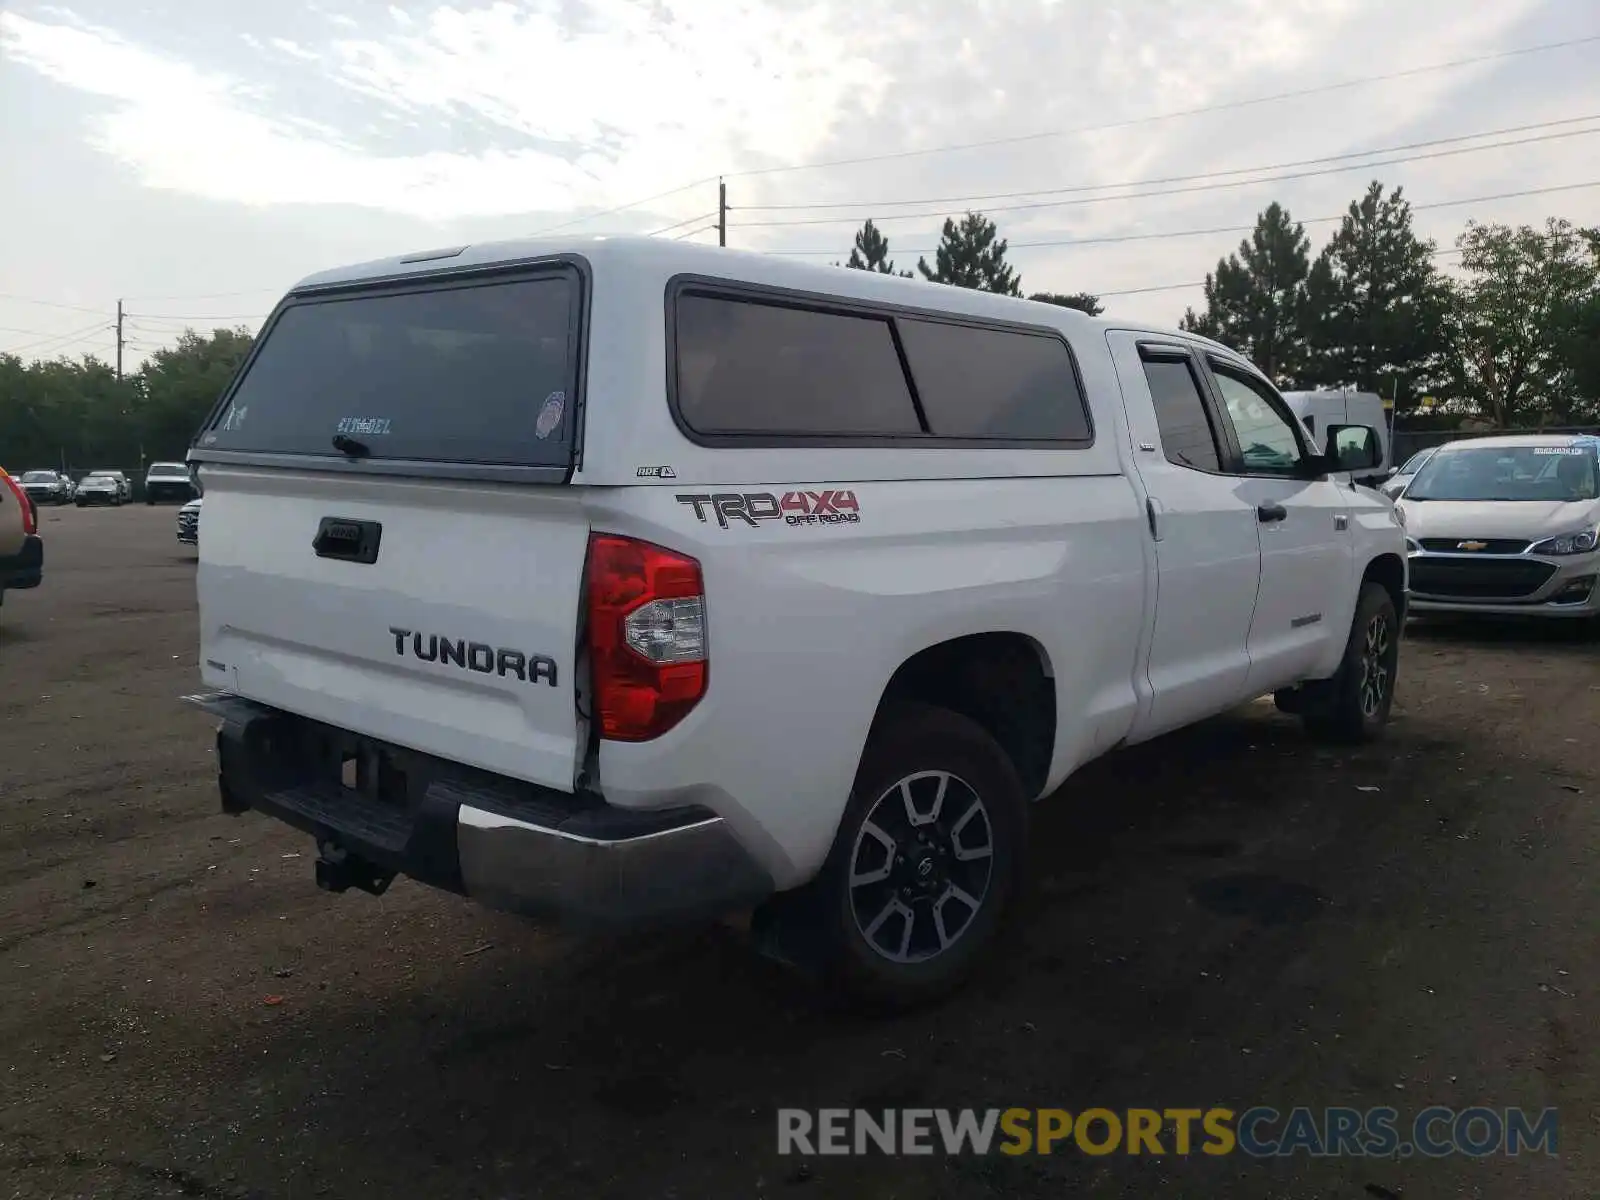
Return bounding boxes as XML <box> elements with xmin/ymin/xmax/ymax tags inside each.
<box><xmin>1</xmin><ymin>0</ymin><xmax>1594</xmax><ymax>328</ymax></box>
<box><xmin>0</xmin><ymin>3</ymin><xmax>898</xmax><ymax>220</ymax></box>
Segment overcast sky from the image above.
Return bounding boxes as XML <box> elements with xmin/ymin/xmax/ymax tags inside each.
<box><xmin>2</xmin><ymin>0</ymin><xmax>1597</xmax><ymax>366</ymax></box>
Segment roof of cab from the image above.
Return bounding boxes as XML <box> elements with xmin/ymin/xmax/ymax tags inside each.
<box><xmin>287</xmin><ymin>233</ymin><xmax>1203</xmax><ymax>340</ymax></box>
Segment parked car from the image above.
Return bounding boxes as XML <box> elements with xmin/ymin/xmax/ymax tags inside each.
<box><xmin>144</xmin><ymin>462</ymin><xmax>196</xmax><ymax>504</ymax></box>
<box><xmin>1381</xmin><ymin>446</ymin><xmax>1438</xmax><ymax>500</ymax></box>
<box><xmin>182</xmin><ymin>236</ymin><xmax>1406</xmax><ymax>1008</ymax></box>
<box><xmin>18</xmin><ymin>470</ymin><xmax>71</xmax><ymax>506</ymax></box>
<box><xmin>1396</xmin><ymin>434</ymin><xmax>1599</xmax><ymax>620</ymax></box>
<box><xmin>177</xmin><ymin>497</ymin><xmax>201</xmax><ymax>545</ymax></box>
<box><xmin>91</xmin><ymin>470</ymin><xmax>131</xmax><ymax>503</ymax></box>
<box><xmin>0</xmin><ymin>467</ymin><xmax>43</xmax><ymax>610</ymax></box>
<box><xmin>76</xmin><ymin>472</ymin><xmax>125</xmax><ymax>506</ymax></box>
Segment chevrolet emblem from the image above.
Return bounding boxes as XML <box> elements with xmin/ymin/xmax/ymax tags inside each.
<box><xmin>1457</xmin><ymin>540</ymin><xmax>1489</xmax><ymax>551</ymax></box>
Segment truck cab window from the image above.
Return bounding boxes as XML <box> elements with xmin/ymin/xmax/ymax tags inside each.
<box><xmin>1210</xmin><ymin>367</ymin><xmax>1304</xmax><ymax>476</ymax></box>
<box><xmin>1141</xmin><ymin>355</ymin><xmax>1222</xmax><ymax>472</ymax></box>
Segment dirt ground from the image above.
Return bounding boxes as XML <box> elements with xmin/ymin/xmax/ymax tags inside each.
<box><xmin>0</xmin><ymin>505</ymin><xmax>1595</xmax><ymax>1199</ymax></box>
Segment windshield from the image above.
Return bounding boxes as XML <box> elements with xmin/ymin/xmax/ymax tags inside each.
<box><xmin>21</xmin><ymin>472</ymin><xmax>55</xmax><ymax>483</ymax></box>
<box><xmin>1406</xmin><ymin>445</ymin><xmax>1599</xmax><ymax>502</ymax></box>
<box><xmin>1398</xmin><ymin>449</ymin><xmax>1434</xmax><ymax>474</ymax></box>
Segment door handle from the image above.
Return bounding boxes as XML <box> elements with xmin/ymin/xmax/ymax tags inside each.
<box><xmin>1256</xmin><ymin>503</ymin><xmax>1288</xmax><ymax>524</ymax></box>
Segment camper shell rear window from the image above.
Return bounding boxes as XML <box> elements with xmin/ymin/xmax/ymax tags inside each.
<box><xmin>197</xmin><ymin>265</ymin><xmax>584</xmax><ymax>471</ymax></box>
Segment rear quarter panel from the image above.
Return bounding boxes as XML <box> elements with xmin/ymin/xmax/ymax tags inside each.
<box><xmin>587</xmin><ymin>477</ymin><xmax>1146</xmax><ymax>887</ymax></box>
<box><xmin>581</xmin><ymin>307</ymin><xmax>1148</xmax><ymax>886</ymax></box>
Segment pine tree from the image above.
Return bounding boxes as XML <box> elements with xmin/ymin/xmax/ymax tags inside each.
<box><xmin>1177</xmin><ymin>202</ymin><xmax>1310</xmax><ymax>386</ymax></box>
<box><xmin>1302</xmin><ymin>182</ymin><xmax>1450</xmax><ymax>406</ymax></box>
<box><xmin>917</xmin><ymin>212</ymin><xmax>1021</xmax><ymax>295</ymax></box>
<box><xmin>1029</xmin><ymin>292</ymin><xmax>1103</xmax><ymax>316</ymax></box>
<box><xmin>841</xmin><ymin>219</ymin><xmax>912</xmax><ymax>276</ymax></box>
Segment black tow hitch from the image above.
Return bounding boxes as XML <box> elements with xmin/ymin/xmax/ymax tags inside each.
<box><xmin>314</xmin><ymin>841</ymin><xmax>396</xmax><ymax>896</ymax></box>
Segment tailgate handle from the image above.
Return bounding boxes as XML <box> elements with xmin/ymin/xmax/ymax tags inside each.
<box><xmin>313</xmin><ymin>517</ymin><xmax>382</xmax><ymax>564</ymax></box>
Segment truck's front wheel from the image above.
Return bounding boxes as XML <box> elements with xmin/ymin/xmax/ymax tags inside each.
<box><xmin>1302</xmin><ymin>581</ymin><xmax>1400</xmax><ymax>743</ymax></box>
<box><xmin>805</xmin><ymin>704</ymin><xmax>1028</xmax><ymax>1010</ymax></box>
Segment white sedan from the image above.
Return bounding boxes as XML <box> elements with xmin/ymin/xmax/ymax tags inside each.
<box><xmin>1396</xmin><ymin>435</ymin><xmax>1600</xmax><ymax>619</ymax></box>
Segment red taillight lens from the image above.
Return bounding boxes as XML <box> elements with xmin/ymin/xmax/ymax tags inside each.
<box><xmin>1</xmin><ymin>472</ymin><xmax>35</xmax><ymax>536</ymax></box>
<box><xmin>586</xmin><ymin>534</ymin><xmax>707</xmax><ymax>742</ymax></box>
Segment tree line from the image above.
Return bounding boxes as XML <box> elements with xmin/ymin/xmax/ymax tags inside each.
<box><xmin>839</xmin><ymin>180</ymin><xmax>1600</xmax><ymax>424</ymax></box>
<box><xmin>1</xmin><ymin>329</ymin><xmax>254</xmax><ymax>476</ymax></box>
<box><xmin>3</xmin><ymin>177</ymin><xmax>1596</xmax><ymax>472</ymax></box>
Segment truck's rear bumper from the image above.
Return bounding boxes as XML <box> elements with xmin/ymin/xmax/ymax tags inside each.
<box><xmin>186</xmin><ymin>692</ymin><xmax>772</xmax><ymax>928</ymax></box>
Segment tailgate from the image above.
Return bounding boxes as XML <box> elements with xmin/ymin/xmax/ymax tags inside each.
<box><xmin>189</xmin><ymin>260</ymin><xmax>591</xmax><ymax>792</ymax></box>
<box><xmin>196</xmin><ymin>469</ymin><xmax>588</xmax><ymax>790</ymax></box>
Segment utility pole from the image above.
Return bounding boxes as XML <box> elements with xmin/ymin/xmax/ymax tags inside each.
<box><xmin>115</xmin><ymin>299</ymin><xmax>124</xmax><ymax>380</ymax></box>
<box><xmin>717</xmin><ymin>178</ymin><xmax>726</xmax><ymax>247</ymax></box>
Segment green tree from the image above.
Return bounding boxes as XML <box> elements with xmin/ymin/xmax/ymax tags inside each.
<box><xmin>1444</xmin><ymin>218</ymin><xmax>1600</xmax><ymax>425</ymax></box>
<box><xmin>0</xmin><ymin>352</ymin><xmax>140</xmax><ymax>472</ymax></box>
<box><xmin>1178</xmin><ymin>202</ymin><xmax>1311</xmax><ymax>386</ymax></box>
<box><xmin>1555</xmin><ymin>290</ymin><xmax>1600</xmax><ymax>413</ymax></box>
<box><xmin>1029</xmin><ymin>291</ymin><xmax>1103</xmax><ymax>316</ymax></box>
<box><xmin>917</xmin><ymin>211</ymin><xmax>1021</xmax><ymax>295</ymax></box>
<box><xmin>1302</xmin><ymin>182</ymin><xmax>1450</xmax><ymax>407</ymax></box>
<box><xmin>841</xmin><ymin>219</ymin><xmax>912</xmax><ymax>277</ymax></box>
<box><xmin>136</xmin><ymin>327</ymin><xmax>255</xmax><ymax>459</ymax></box>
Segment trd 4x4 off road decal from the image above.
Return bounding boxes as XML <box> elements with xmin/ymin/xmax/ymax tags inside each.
<box><xmin>677</xmin><ymin>490</ymin><xmax>861</xmax><ymax>529</ymax></box>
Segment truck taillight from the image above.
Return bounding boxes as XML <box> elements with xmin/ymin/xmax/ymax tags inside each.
<box><xmin>585</xmin><ymin>534</ymin><xmax>707</xmax><ymax>742</ymax></box>
<box><xmin>1</xmin><ymin>472</ymin><xmax>35</xmax><ymax>536</ymax></box>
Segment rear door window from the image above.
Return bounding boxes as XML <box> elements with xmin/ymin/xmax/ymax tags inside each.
<box><xmin>201</xmin><ymin>269</ymin><xmax>581</xmax><ymax>467</ymax></box>
<box><xmin>1140</xmin><ymin>353</ymin><xmax>1223</xmax><ymax>472</ymax></box>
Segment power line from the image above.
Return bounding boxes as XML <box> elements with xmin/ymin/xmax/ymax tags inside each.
<box><xmin>672</xmin><ymin>224</ymin><xmax>722</xmax><ymax>241</ymax></box>
<box><xmin>724</xmin><ymin>33</ymin><xmax>1600</xmax><ymax>180</ymax></box>
<box><xmin>1</xmin><ymin>320</ymin><xmax>113</xmax><ymax>357</ymax></box>
<box><xmin>523</xmin><ymin>176</ymin><xmax>721</xmax><ymax>238</ymax></box>
<box><xmin>729</xmin><ymin>126</ymin><xmax>1600</xmax><ymax>227</ymax></box>
<box><xmin>759</xmin><ymin>179</ymin><xmax>1600</xmax><ymax>257</ymax></box>
<box><xmin>122</xmin><ymin>286</ymin><xmax>284</xmax><ymax>302</ymax></box>
<box><xmin>646</xmin><ymin>210</ymin><xmax>720</xmax><ymax>236</ymax></box>
<box><xmin>124</xmin><ymin>310</ymin><xmax>269</xmax><ymax>324</ymax></box>
<box><xmin>0</xmin><ymin>294</ymin><xmax>108</xmax><ymax>315</ymax></box>
<box><xmin>737</xmin><ymin>113</ymin><xmax>1600</xmax><ymax>212</ymax></box>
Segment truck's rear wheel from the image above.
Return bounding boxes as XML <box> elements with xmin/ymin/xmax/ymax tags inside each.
<box><xmin>807</xmin><ymin>704</ymin><xmax>1027</xmax><ymax>1010</ymax></box>
<box><xmin>1303</xmin><ymin>582</ymin><xmax>1400</xmax><ymax>743</ymax></box>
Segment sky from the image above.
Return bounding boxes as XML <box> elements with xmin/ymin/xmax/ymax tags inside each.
<box><xmin>2</xmin><ymin>0</ymin><xmax>1598</xmax><ymax>366</ymax></box>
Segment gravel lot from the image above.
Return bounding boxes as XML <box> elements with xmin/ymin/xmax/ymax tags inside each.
<box><xmin>0</xmin><ymin>504</ymin><xmax>1596</xmax><ymax>1199</ymax></box>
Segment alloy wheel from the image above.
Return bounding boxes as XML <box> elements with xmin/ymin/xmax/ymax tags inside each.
<box><xmin>847</xmin><ymin>770</ymin><xmax>995</xmax><ymax>965</ymax></box>
<box><xmin>1358</xmin><ymin>613</ymin><xmax>1393</xmax><ymax>717</ymax></box>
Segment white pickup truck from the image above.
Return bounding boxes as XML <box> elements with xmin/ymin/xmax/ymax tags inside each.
<box><xmin>184</xmin><ymin>236</ymin><xmax>1407</xmax><ymax>1008</ymax></box>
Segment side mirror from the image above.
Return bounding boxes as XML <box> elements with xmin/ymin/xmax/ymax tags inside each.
<box><xmin>1324</xmin><ymin>424</ymin><xmax>1382</xmax><ymax>473</ymax></box>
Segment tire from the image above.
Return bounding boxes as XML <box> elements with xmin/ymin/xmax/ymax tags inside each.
<box><xmin>75</xmin><ymin>500</ymin><xmax>86</xmax><ymax>508</ymax></box>
<box><xmin>1303</xmin><ymin>582</ymin><xmax>1401</xmax><ymax>744</ymax></box>
<box><xmin>145</xmin><ymin>496</ymin><xmax>154</xmax><ymax>505</ymax></box>
<box><xmin>787</xmin><ymin>703</ymin><xmax>1028</xmax><ymax>1011</ymax></box>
